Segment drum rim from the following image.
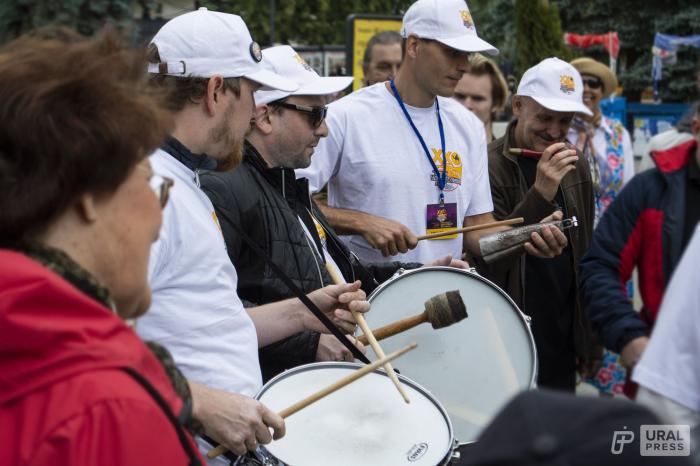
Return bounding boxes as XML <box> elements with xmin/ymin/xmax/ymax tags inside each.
<box><xmin>366</xmin><ymin>266</ymin><xmax>539</xmax><ymax>392</ymax></box>
<box><xmin>256</xmin><ymin>361</ymin><xmax>456</xmax><ymax>465</ymax></box>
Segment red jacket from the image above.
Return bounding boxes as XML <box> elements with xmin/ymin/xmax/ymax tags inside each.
<box><xmin>0</xmin><ymin>250</ymin><xmax>203</xmax><ymax>466</ymax></box>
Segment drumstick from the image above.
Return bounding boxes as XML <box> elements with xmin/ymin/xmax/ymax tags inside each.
<box><xmin>417</xmin><ymin>217</ymin><xmax>524</xmax><ymax>241</ymax></box>
<box><xmin>207</xmin><ymin>343</ymin><xmax>417</xmax><ymax>460</ymax></box>
<box><xmin>357</xmin><ymin>290</ymin><xmax>467</xmax><ymax>345</ymax></box>
<box><xmin>324</xmin><ymin>262</ymin><xmax>411</xmax><ymax>404</ymax></box>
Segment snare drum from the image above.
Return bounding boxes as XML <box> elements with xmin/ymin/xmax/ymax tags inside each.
<box><xmin>362</xmin><ymin>266</ymin><xmax>537</xmax><ymax>445</ymax></box>
<box><xmin>245</xmin><ymin>362</ymin><xmax>457</xmax><ymax>466</ymax></box>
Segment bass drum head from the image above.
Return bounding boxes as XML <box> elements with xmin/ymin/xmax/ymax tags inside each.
<box><xmin>257</xmin><ymin>362</ymin><xmax>454</xmax><ymax>466</ymax></box>
<box><xmin>364</xmin><ymin>267</ymin><xmax>537</xmax><ymax>444</ymax></box>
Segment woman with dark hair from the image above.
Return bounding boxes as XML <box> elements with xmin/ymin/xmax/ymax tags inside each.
<box><xmin>0</xmin><ymin>30</ymin><xmax>203</xmax><ymax>466</ymax></box>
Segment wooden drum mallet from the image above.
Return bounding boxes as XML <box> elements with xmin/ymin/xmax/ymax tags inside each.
<box><xmin>357</xmin><ymin>290</ymin><xmax>467</xmax><ymax>345</ymax></box>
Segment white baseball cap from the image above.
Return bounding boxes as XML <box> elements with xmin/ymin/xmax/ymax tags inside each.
<box><xmin>147</xmin><ymin>8</ymin><xmax>297</xmax><ymax>92</ymax></box>
<box><xmin>516</xmin><ymin>57</ymin><xmax>593</xmax><ymax>116</ymax></box>
<box><xmin>254</xmin><ymin>46</ymin><xmax>354</xmax><ymax>106</ymax></box>
<box><xmin>401</xmin><ymin>0</ymin><xmax>498</xmax><ymax>55</ymax></box>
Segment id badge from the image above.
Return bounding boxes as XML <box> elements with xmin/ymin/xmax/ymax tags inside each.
<box><xmin>425</xmin><ymin>202</ymin><xmax>458</xmax><ymax>239</ymax></box>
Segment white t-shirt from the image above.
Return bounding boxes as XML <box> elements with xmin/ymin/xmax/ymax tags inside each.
<box><xmin>633</xmin><ymin>223</ymin><xmax>700</xmax><ymax>414</ymax></box>
<box><xmin>138</xmin><ymin>149</ymin><xmax>262</xmax><ymax>397</ymax></box>
<box><xmin>567</xmin><ymin>116</ymin><xmax>635</xmax><ymax>186</ymax></box>
<box><xmin>297</xmin><ymin>82</ymin><xmax>493</xmax><ymax>264</ymax></box>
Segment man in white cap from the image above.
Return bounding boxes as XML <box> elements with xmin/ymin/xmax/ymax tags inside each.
<box><xmin>297</xmin><ymin>0</ymin><xmax>566</xmax><ymax>266</ymax></box>
<box><xmin>138</xmin><ymin>9</ymin><xmax>370</xmax><ymax>461</ymax></box>
<box><xmin>200</xmin><ymin>46</ymin><xmax>469</xmax><ymax>380</ymax></box>
<box><xmin>482</xmin><ymin>57</ymin><xmax>599</xmax><ymax>391</ymax></box>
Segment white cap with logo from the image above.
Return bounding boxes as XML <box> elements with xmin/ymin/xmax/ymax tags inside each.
<box><xmin>254</xmin><ymin>46</ymin><xmax>354</xmax><ymax>106</ymax></box>
<box><xmin>401</xmin><ymin>0</ymin><xmax>498</xmax><ymax>55</ymax></box>
<box><xmin>147</xmin><ymin>8</ymin><xmax>297</xmax><ymax>92</ymax></box>
<box><xmin>516</xmin><ymin>57</ymin><xmax>593</xmax><ymax>116</ymax></box>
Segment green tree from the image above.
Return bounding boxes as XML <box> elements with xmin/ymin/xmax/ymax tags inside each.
<box><xmin>514</xmin><ymin>0</ymin><xmax>571</xmax><ymax>76</ymax></box>
<box><xmin>0</xmin><ymin>0</ymin><xmax>141</xmax><ymax>43</ymax></box>
<box><xmin>198</xmin><ymin>0</ymin><xmax>413</xmax><ymax>45</ymax></box>
<box><xmin>556</xmin><ymin>0</ymin><xmax>700</xmax><ymax>102</ymax></box>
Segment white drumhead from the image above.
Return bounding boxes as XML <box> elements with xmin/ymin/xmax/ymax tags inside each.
<box><xmin>259</xmin><ymin>363</ymin><xmax>453</xmax><ymax>466</ymax></box>
<box><xmin>364</xmin><ymin>267</ymin><xmax>536</xmax><ymax>444</ymax></box>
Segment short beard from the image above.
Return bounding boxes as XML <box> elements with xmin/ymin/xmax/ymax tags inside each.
<box><xmin>208</xmin><ymin>101</ymin><xmax>244</xmax><ymax>172</ymax></box>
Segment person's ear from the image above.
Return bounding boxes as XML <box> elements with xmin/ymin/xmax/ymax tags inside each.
<box><xmin>406</xmin><ymin>35</ymin><xmax>420</xmax><ymax>59</ymax></box>
<box><xmin>204</xmin><ymin>75</ymin><xmax>226</xmax><ymax>116</ymax></box>
<box><xmin>253</xmin><ymin>105</ymin><xmax>274</xmax><ymax>135</ymax></box>
<box><xmin>512</xmin><ymin>95</ymin><xmax>523</xmax><ymax>118</ymax></box>
<box><xmin>76</xmin><ymin>192</ymin><xmax>99</xmax><ymax>223</ymax></box>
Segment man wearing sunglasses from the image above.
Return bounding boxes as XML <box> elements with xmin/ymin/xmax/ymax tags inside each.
<box><xmin>201</xmin><ymin>45</ymin><xmax>469</xmax><ymax>380</ymax></box>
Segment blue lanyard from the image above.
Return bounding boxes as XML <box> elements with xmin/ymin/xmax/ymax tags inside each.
<box><xmin>389</xmin><ymin>79</ymin><xmax>447</xmax><ymax>204</ymax></box>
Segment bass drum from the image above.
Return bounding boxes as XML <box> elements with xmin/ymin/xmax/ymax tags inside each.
<box><xmin>362</xmin><ymin>266</ymin><xmax>537</xmax><ymax>445</ymax></box>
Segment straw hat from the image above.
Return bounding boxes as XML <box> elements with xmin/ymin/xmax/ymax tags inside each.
<box><xmin>570</xmin><ymin>57</ymin><xmax>618</xmax><ymax>98</ymax></box>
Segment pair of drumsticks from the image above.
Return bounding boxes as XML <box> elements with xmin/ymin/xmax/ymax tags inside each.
<box><xmin>208</xmin><ymin>216</ymin><xmax>520</xmax><ymax>459</ymax></box>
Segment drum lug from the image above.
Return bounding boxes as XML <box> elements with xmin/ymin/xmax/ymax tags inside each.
<box><xmin>450</xmin><ymin>451</ymin><xmax>461</xmax><ymax>464</ymax></box>
<box><xmin>392</xmin><ymin>268</ymin><xmax>406</xmax><ymax>278</ymax></box>
<box><xmin>467</xmin><ymin>267</ymin><xmax>477</xmax><ymax>274</ymax></box>
<box><xmin>524</xmin><ymin>315</ymin><xmax>532</xmax><ymax>324</ymax></box>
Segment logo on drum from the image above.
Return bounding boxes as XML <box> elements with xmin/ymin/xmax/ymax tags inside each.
<box><xmin>406</xmin><ymin>443</ymin><xmax>429</xmax><ymax>462</ymax></box>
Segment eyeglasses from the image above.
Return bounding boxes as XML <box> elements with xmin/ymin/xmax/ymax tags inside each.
<box><xmin>582</xmin><ymin>77</ymin><xmax>603</xmax><ymax>90</ymax></box>
<box><xmin>138</xmin><ymin>164</ymin><xmax>173</xmax><ymax>209</ymax></box>
<box><xmin>149</xmin><ymin>173</ymin><xmax>174</xmax><ymax>209</ymax></box>
<box><xmin>273</xmin><ymin>101</ymin><xmax>328</xmax><ymax>128</ymax></box>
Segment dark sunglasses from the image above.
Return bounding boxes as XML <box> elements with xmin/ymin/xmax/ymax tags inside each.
<box><xmin>273</xmin><ymin>101</ymin><xmax>328</xmax><ymax>128</ymax></box>
<box><xmin>582</xmin><ymin>77</ymin><xmax>603</xmax><ymax>90</ymax></box>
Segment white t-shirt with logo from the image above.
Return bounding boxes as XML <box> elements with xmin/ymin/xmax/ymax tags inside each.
<box><xmin>297</xmin><ymin>82</ymin><xmax>493</xmax><ymax>264</ymax></box>
<box><xmin>633</xmin><ymin>223</ymin><xmax>700</xmax><ymax>414</ymax></box>
<box><xmin>138</xmin><ymin>149</ymin><xmax>262</xmax><ymax>398</ymax></box>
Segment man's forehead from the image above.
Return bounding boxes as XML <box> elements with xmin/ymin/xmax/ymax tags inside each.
<box><xmin>370</xmin><ymin>42</ymin><xmax>402</xmax><ymax>61</ymax></box>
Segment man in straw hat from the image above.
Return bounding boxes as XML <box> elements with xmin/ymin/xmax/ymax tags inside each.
<box><xmin>298</xmin><ymin>0</ymin><xmax>567</xmax><ymax>265</ymax></box>
<box><xmin>568</xmin><ymin>57</ymin><xmax>635</xmax><ymax>225</ymax></box>
<box><xmin>481</xmin><ymin>57</ymin><xmax>599</xmax><ymax>391</ymax></box>
<box><xmin>137</xmin><ymin>9</ymin><xmax>370</xmax><ymax>461</ymax></box>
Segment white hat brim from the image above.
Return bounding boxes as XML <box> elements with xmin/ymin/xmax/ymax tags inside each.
<box><xmin>255</xmin><ymin>76</ymin><xmax>354</xmax><ymax>106</ymax></box>
<box><xmin>530</xmin><ymin>95</ymin><xmax>594</xmax><ymax>116</ymax></box>
<box><xmin>437</xmin><ymin>34</ymin><xmax>499</xmax><ymax>55</ymax></box>
<box><xmin>245</xmin><ymin>68</ymin><xmax>299</xmax><ymax>92</ymax></box>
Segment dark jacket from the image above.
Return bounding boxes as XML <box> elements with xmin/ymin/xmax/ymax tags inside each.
<box><xmin>478</xmin><ymin>121</ymin><xmax>598</xmax><ymax>361</ymax></box>
<box><xmin>580</xmin><ymin>139</ymin><xmax>697</xmax><ymax>354</ymax></box>
<box><xmin>200</xmin><ymin>143</ymin><xmax>418</xmax><ymax>381</ymax></box>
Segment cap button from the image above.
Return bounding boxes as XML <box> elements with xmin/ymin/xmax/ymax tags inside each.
<box><xmin>531</xmin><ymin>434</ymin><xmax>559</xmax><ymax>459</ymax></box>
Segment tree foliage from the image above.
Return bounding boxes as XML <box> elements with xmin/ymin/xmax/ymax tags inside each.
<box><xmin>514</xmin><ymin>0</ymin><xmax>571</xmax><ymax>76</ymax></box>
<box><xmin>556</xmin><ymin>0</ymin><xmax>700</xmax><ymax>102</ymax></box>
<box><xmin>0</xmin><ymin>0</ymin><xmax>140</xmax><ymax>43</ymax></box>
<box><xmin>198</xmin><ymin>0</ymin><xmax>414</xmax><ymax>46</ymax></box>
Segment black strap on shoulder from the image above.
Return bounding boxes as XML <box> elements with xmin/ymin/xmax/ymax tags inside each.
<box><xmin>122</xmin><ymin>367</ymin><xmax>204</xmax><ymax>466</ymax></box>
<box><xmin>220</xmin><ymin>211</ymin><xmax>370</xmax><ymax>364</ymax></box>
